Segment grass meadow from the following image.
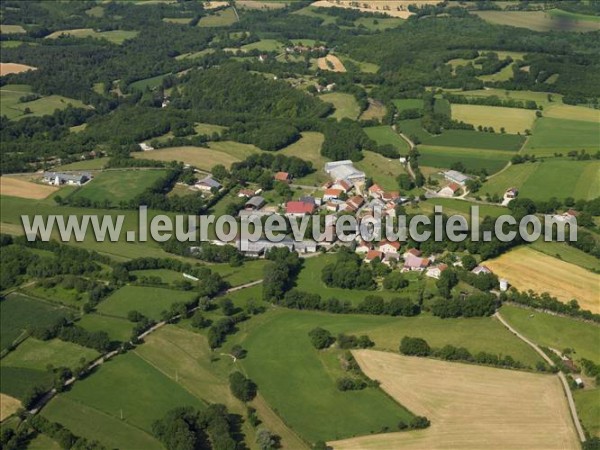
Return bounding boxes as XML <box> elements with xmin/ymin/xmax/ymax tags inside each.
<box><xmin>45</xmin><ymin>28</ymin><xmax>138</xmax><ymax>44</ymax></box>
<box><xmin>2</xmin><ymin>338</ymin><xmax>98</xmax><ymax>372</ymax></box>
<box><xmin>528</xmin><ymin>241</ymin><xmax>600</xmax><ymax>272</ymax></box>
<box><xmin>450</xmin><ymin>104</ymin><xmax>537</xmax><ymax>134</ymax></box>
<box><xmin>474</xmin><ymin>10</ymin><xmax>600</xmax><ymax>32</ymax></box>
<box><xmin>355</xmin><ymin>151</ymin><xmax>410</xmax><ymax>190</ymax></box>
<box><xmin>417</xmin><ymin>145</ymin><xmax>512</xmax><ymax>173</ymax></box>
<box><xmin>321</xmin><ymin>93</ymin><xmax>361</xmax><ymax>120</ymax></box>
<box><xmin>573</xmin><ymin>389</ymin><xmax>600</xmax><ymax>438</ymax></box>
<box><xmin>524</xmin><ymin>118</ymin><xmax>600</xmax><ymax>155</ymax></box>
<box><xmin>1</xmin><ymin>85</ymin><xmax>88</xmax><ymax>120</ymax></box>
<box><xmin>422</xmin><ymin>129</ymin><xmax>525</xmax><ymax>151</ymax></box>
<box><xmin>364</xmin><ymin>126</ymin><xmax>411</xmax><ymax>153</ymax></box>
<box><xmin>0</xmin><ymin>366</ymin><xmax>54</xmax><ymax>400</ymax></box>
<box><xmin>77</xmin><ymin>314</ymin><xmax>134</xmax><ymax>342</ymax></box>
<box><xmin>197</xmin><ymin>8</ymin><xmax>238</xmax><ymax>27</ymax></box>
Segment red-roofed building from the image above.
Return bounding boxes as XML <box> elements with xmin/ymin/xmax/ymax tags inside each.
<box><xmin>378</xmin><ymin>240</ymin><xmax>401</xmax><ymax>254</ymax></box>
<box><xmin>332</xmin><ymin>179</ymin><xmax>352</xmax><ymax>192</ymax></box>
<box><xmin>346</xmin><ymin>195</ymin><xmax>365</xmax><ymax>211</ymax></box>
<box><xmin>403</xmin><ymin>248</ymin><xmax>422</xmax><ymax>258</ymax></box>
<box><xmin>364</xmin><ymin>250</ymin><xmax>383</xmax><ymax>263</ymax></box>
<box><xmin>368</xmin><ymin>184</ymin><xmax>385</xmax><ymax>198</ymax></box>
<box><xmin>323</xmin><ymin>188</ymin><xmax>343</xmax><ymax>201</ymax></box>
<box><xmin>403</xmin><ymin>254</ymin><xmax>430</xmax><ymax>272</ymax></box>
<box><xmin>439</xmin><ymin>183</ymin><xmax>461</xmax><ymax>197</ymax></box>
<box><xmin>426</xmin><ymin>263</ymin><xmax>448</xmax><ymax>279</ymax></box>
<box><xmin>274</xmin><ymin>172</ymin><xmax>291</xmax><ymax>183</ymax></box>
<box><xmin>382</xmin><ymin>191</ymin><xmax>400</xmax><ymax>202</ymax></box>
<box><xmin>285</xmin><ymin>201</ymin><xmax>315</xmax><ymax>217</ymax></box>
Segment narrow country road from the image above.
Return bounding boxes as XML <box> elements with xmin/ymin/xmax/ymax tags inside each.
<box><xmin>494</xmin><ymin>311</ymin><xmax>586</xmax><ymax>443</ymax></box>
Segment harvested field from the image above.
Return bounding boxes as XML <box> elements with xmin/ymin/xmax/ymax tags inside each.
<box><xmin>0</xmin><ymin>25</ymin><xmax>26</xmax><ymax>34</ymax></box>
<box><xmin>544</xmin><ymin>104</ymin><xmax>600</xmax><ymax>123</ymax></box>
<box><xmin>317</xmin><ymin>54</ymin><xmax>346</xmax><ymax>72</ymax></box>
<box><xmin>0</xmin><ymin>63</ymin><xmax>36</xmax><ymax>76</ymax></box>
<box><xmin>359</xmin><ymin>99</ymin><xmax>386</xmax><ymax>120</ymax></box>
<box><xmin>311</xmin><ymin>1</ymin><xmax>441</xmax><ymax>19</ymax></box>
<box><xmin>0</xmin><ymin>176</ymin><xmax>58</xmax><ymax>199</ymax></box>
<box><xmin>203</xmin><ymin>1</ymin><xmax>229</xmax><ymax>9</ymax></box>
<box><xmin>451</xmin><ymin>104</ymin><xmax>537</xmax><ymax>134</ymax></box>
<box><xmin>331</xmin><ymin>351</ymin><xmax>579</xmax><ymax>449</ymax></box>
<box><xmin>0</xmin><ymin>393</ymin><xmax>21</xmax><ymax>421</ymax></box>
<box><xmin>485</xmin><ymin>247</ymin><xmax>600</xmax><ymax>313</ymax></box>
<box><xmin>133</xmin><ymin>145</ymin><xmax>244</xmax><ymax>170</ymax></box>
<box><xmin>236</xmin><ymin>0</ymin><xmax>288</xmax><ymax>9</ymax></box>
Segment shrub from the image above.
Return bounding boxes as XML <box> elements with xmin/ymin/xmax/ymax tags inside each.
<box><xmin>399</xmin><ymin>336</ymin><xmax>431</xmax><ymax>356</ymax></box>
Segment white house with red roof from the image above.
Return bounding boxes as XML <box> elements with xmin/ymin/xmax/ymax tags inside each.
<box><xmin>364</xmin><ymin>250</ymin><xmax>383</xmax><ymax>263</ymax></box>
<box><xmin>368</xmin><ymin>184</ymin><xmax>385</xmax><ymax>198</ymax></box>
<box><xmin>285</xmin><ymin>201</ymin><xmax>315</xmax><ymax>217</ymax></box>
<box><xmin>378</xmin><ymin>240</ymin><xmax>401</xmax><ymax>254</ymax></box>
<box><xmin>472</xmin><ymin>265</ymin><xmax>492</xmax><ymax>275</ymax></box>
<box><xmin>323</xmin><ymin>188</ymin><xmax>344</xmax><ymax>201</ymax></box>
<box><xmin>426</xmin><ymin>263</ymin><xmax>448</xmax><ymax>279</ymax></box>
<box><xmin>438</xmin><ymin>182</ymin><xmax>461</xmax><ymax>197</ymax></box>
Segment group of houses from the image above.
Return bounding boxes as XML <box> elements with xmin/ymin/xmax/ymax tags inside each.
<box><xmin>43</xmin><ymin>171</ymin><xmax>92</xmax><ymax>186</ymax></box>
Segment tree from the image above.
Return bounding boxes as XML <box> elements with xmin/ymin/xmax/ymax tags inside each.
<box><xmin>436</xmin><ymin>269</ymin><xmax>458</xmax><ymax>298</ymax></box>
<box><xmin>229</xmin><ymin>371</ymin><xmax>257</xmax><ymax>402</ymax></box>
<box><xmin>190</xmin><ymin>311</ymin><xmax>210</xmax><ymax>329</ymax></box>
<box><xmin>219</xmin><ymin>298</ymin><xmax>235</xmax><ymax>316</ymax></box>
<box><xmin>461</xmin><ymin>254</ymin><xmax>477</xmax><ymax>271</ymax></box>
<box><xmin>256</xmin><ymin>428</ymin><xmax>279</xmax><ymax>450</ymax></box>
<box><xmin>399</xmin><ymin>336</ymin><xmax>430</xmax><ymax>356</ymax></box>
<box><xmin>397</xmin><ymin>173</ymin><xmax>414</xmax><ymax>191</ymax></box>
<box><xmin>308</xmin><ymin>327</ymin><xmax>335</xmax><ymax>349</ymax></box>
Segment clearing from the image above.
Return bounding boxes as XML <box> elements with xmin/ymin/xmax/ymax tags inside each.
<box><xmin>0</xmin><ymin>176</ymin><xmax>58</xmax><ymax>200</ymax></box>
<box><xmin>317</xmin><ymin>54</ymin><xmax>346</xmax><ymax>72</ymax></box>
<box><xmin>359</xmin><ymin>99</ymin><xmax>386</xmax><ymax>120</ymax></box>
<box><xmin>484</xmin><ymin>247</ymin><xmax>600</xmax><ymax>313</ymax></box>
<box><xmin>279</xmin><ymin>132</ymin><xmax>325</xmax><ymax>166</ymax></box>
<box><xmin>331</xmin><ymin>351</ymin><xmax>579</xmax><ymax>449</ymax></box>
<box><xmin>310</xmin><ymin>1</ymin><xmax>441</xmax><ymax>19</ymax></box>
<box><xmin>321</xmin><ymin>93</ymin><xmax>360</xmax><ymax>120</ymax></box>
<box><xmin>0</xmin><ymin>25</ymin><xmax>26</xmax><ymax>34</ymax></box>
<box><xmin>450</xmin><ymin>104</ymin><xmax>537</xmax><ymax>134</ymax></box>
<box><xmin>0</xmin><ymin>63</ymin><xmax>36</xmax><ymax>76</ymax></box>
<box><xmin>44</xmin><ymin>28</ymin><xmax>138</xmax><ymax>44</ymax></box>
<box><xmin>474</xmin><ymin>10</ymin><xmax>600</xmax><ymax>33</ymax></box>
<box><xmin>197</xmin><ymin>7</ymin><xmax>238</xmax><ymax>27</ymax></box>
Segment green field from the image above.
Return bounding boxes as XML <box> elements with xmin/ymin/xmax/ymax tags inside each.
<box><xmin>338</xmin><ymin>55</ymin><xmax>380</xmax><ymax>73</ymax></box>
<box><xmin>393</xmin><ymin>99</ymin><xmax>423</xmax><ymax>113</ymax></box>
<box><xmin>474</xmin><ymin>10</ymin><xmax>600</xmax><ymax>32</ymax></box>
<box><xmin>97</xmin><ymin>285</ymin><xmax>196</xmax><ymax>320</ymax></box>
<box><xmin>45</xmin><ymin>28</ymin><xmax>138</xmax><ymax>44</ymax></box>
<box><xmin>163</xmin><ymin>17</ymin><xmax>192</xmax><ymax>24</ymax></box>
<box><xmin>0</xmin><ymin>294</ymin><xmax>68</xmax><ymax>351</ymax></box>
<box><xmin>26</xmin><ymin>434</ymin><xmax>61</xmax><ymax>450</ymax></box>
<box><xmin>420</xmin><ymin>197</ymin><xmax>507</xmax><ymax>219</ymax></box>
<box><xmin>77</xmin><ymin>314</ymin><xmax>133</xmax><ymax>342</ymax></box>
<box><xmin>279</xmin><ymin>131</ymin><xmax>326</xmax><ymax>166</ymax></box>
<box><xmin>0</xmin><ymin>366</ymin><xmax>54</xmax><ymax>400</ymax></box>
<box><xmin>197</xmin><ymin>7</ymin><xmax>238</xmax><ymax>27</ymax></box>
<box><xmin>194</xmin><ymin>122</ymin><xmax>227</xmax><ymax>135</ymax></box>
<box><xmin>241</xmin><ymin>39</ymin><xmax>283</xmax><ymax>52</ymax></box>
<box><xmin>524</xmin><ymin>118</ymin><xmax>600</xmax><ymax>156</ymax></box>
<box><xmin>574</xmin><ymin>389</ymin><xmax>600</xmax><ymax>437</ymax></box>
<box><xmin>129</xmin><ymin>73</ymin><xmax>170</xmax><ymax>91</ymax></box>
<box><xmin>477</xmin><ymin>63</ymin><xmax>516</xmax><ymax>82</ymax></box>
<box><xmin>418</xmin><ymin>145</ymin><xmax>513</xmax><ymax>174</ymax></box>
<box><xmin>354</xmin><ymin>16</ymin><xmax>404</xmax><ymax>31</ymax></box>
<box><xmin>423</xmin><ymin>130</ymin><xmax>525</xmax><ymax>151</ymax></box>
<box><xmin>2</xmin><ymin>338</ymin><xmax>98</xmax><ymax>371</ymax></box>
<box><xmin>479</xmin><ymin>162</ymin><xmax>539</xmax><ymax>197</ymax></box>
<box><xmin>69</xmin><ymin>169</ymin><xmax>167</xmax><ymax>204</ymax></box>
<box><xmin>355</xmin><ymin>151</ymin><xmax>409</xmax><ymax>191</ymax></box>
<box><xmin>364</xmin><ymin>126</ymin><xmax>410</xmax><ymax>153</ymax></box>
<box><xmin>175</xmin><ymin>48</ymin><xmax>215</xmax><ymax>60</ymax></box>
<box><xmin>55</xmin><ymin>158</ymin><xmax>108</xmax><ymax>171</ymax></box>
<box><xmin>321</xmin><ymin>93</ymin><xmax>361</xmax><ymax>120</ymax></box>
<box><xmin>209</xmin><ymin>259</ymin><xmax>268</xmax><ymax>286</ymax></box>
<box><xmin>240</xmin><ymin>308</ymin><xmax>543</xmax><ymax>442</ymax></box>
<box><xmin>500</xmin><ymin>305</ymin><xmax>600</xmax><ymax>363</ymax></box>
<box><xmin>451</xmin><ymin>104</ymin><xmax>537</xmax><ymax>134</ymax></box>
<box><xmin>529</xmin><ymin>241</ymin><xmax>600</xmax><ymax>272</ymax></box>
<box><xmin>24</xmin><ymin>284</ymin><xmax>88</xmax><ymax>309</ymax></box>
<box><xmin>1</xmin><ymin>85</ymin><xmax>89</xmax><ymax>120</ymax></box>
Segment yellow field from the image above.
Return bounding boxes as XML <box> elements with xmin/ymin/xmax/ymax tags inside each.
<box><xmin>236</xmin><ymin>0</ymin><xmax>288</xmax><ymax>9</ymax></box>
<box><xmin>279</xmin><ymin>132</ymin><xmax>325</xmax><ymax>166</ymax></box>
<box><xmin>544</xmin><ymin>104</ymin><xmax>600</xmax><ymax>124</ymax></box>
<box><xmin>331</xmin><ymin>351</ymin><xmax>579</xmax><ymax>449</ymax></box>
<box><xmin>0</xmin><ymin>394</ymin><xmax>21</xmax><ymax>421</ymax></box>
<box><xmin>317</xmin><ymin>55</ymin><xmax>346</xmax><ymax>73</ymax></box>
<box><xmin>0</xmin><ymin>176</ymin><xmax>58</xmax><ymax>200</ymax></box>
<box><xmin>485</xmin><ymin>247</ymin><xmax>600</xmax><ymax>313</ymax></box>
<box><xmin>0</xmin><ymin>25</ymin><xmax>26</xmax><ymax>34</ymax></box>
<box><xmin>451</xmin><ymin>104</ymin><xmax>537</xmax><ymax>134</ymax></box>
<box><xmin>359</xmin><ymin>99</ymin><xmax>387</xmax><ymax>121</ymax></box>
<box><xmin>0</xmin><ymin>63</ymin><xmax>36</xmax><ymax>76</ymax></box>
<box><xmin>203</xmin><ymin>1</ymin><xmax>229</xmax><ymax>9</ymax></box>
<box><xmin>311</xmin><ymin>1</ymin><xmax>441</xmax><ymax>19</ymax></box>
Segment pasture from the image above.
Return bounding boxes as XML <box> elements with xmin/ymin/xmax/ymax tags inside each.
<box><xmin>359</xmin><ymin>99</ymin><xmax>386</xmax><ymax>120</ymax></box>
<box><xmin>1</xmin><ymin>85</ymin><xmax>88</xmax><ymax>120</ymax></box>
<box><xmin>331</xmin><ymin>351</ymin><xmax>579</xmax><ymax>449</ymax></box>
<box><xmin>321</xmin><ymin>93</ymin><xmax>360</xmax><ymax>120</ymax></box>
<box><xmin>197</xmin><ymin>7</ymin><xmax>238</xmax><ymax>27</ymax></box>
<box><xmin>210</xmin><ymin>259</ymin><xmax>268</xmax><ymax>286</ymax></box>
<box><xmin>0</xmin><ymin>366</ymin><xmax>54</xmax><ymax>400</ymax></box>
<box><xmin>97</xmin><ymin>285</ymin><xmax>196</xmax><ymax>320</ymax></box>
<box><xmin>44</xmin><ymin>28</ymin><xmax>139</xmax><ymax>44</ymax></box>
<box><xmin>417</xmin><ymin>145</ymin><xmax>512</xmax><ymax>174</ymax></box>
<box><xmin>423</xmin><ymin>129</ymin><xmax>525</xmax><ymax>151</ymax></box>
<box><xmin>0</xmin><ymin>176</ymin><xmax>58</xmax><ymax>200</ymax></box>
<box><xmin>355</xmin><ymin>151</ymin><xmax>409</xmax><ymax>190</ymax></box>
<box><xmin>0</xmin><ymin>63</ymin><xmax>36</xmax><ymax>76</ymax></box>
<box><xmin>529</xmin><ymin>241</ymin><xmax>600</xmax><ymax>272</ymax></box>
<box><xmin>338</xmin><ymin>55</ymin><xmax>380</xmax><ymax>74</ymax></box>
<box><xmin>77</xmin><ymin>314</ymin><xmax>133</xmax><ymax>342</ymax></box>
<box><xmin>500</xmin><ymin>304</ymin><xmax>600</xmax><ymax>363</ymax></box>
<box><xmin>69</xmin><ymin>169</ymin><xmax>167</xmax><ymax>203</ymax></box>
<box><xmin>479</xmin><ymin>162</ymin><xmax>539</xmax><ymax>198</ymax></box>
<box><xmin>393</xmin><ymin>99</ymin><xmax>423</xmax><ymax>113</ymax></box>
<box><xmin>175</xmin><ymin>48</ymin><xmax>215</xmax><ymax>60</ymax></box>
<box><xmin>474</xmin><ymin>10</ymin><xmax>600</xmax><ymax>32</ymax></box>
<box><xmin>311</xmin><ymin>1</ymin><xmax>441</xmax><ymax>19</ymax></box>
<box><xmin>237</xmin><ymin>0</ymin><xmax>288</xmax><ymax>9</ymax></box>
<box><xmin>543</xmin><ymin>104</ymin><xmax>600</xmax><ymax>123</ymax></box>
<box><xmin>524</xmin><ymin>118</ymin><xmax>600</xmax><ymax>155</ymax></box>
<box><xmin>573</xmin><ymin>389</ymin><xmax>600</xmax><ymax>438</ymax></box>
<box><xmin>279</xmin><ymin>132</ymin><xmax>325</xmax><ymax>166</ymax></box>
<box><xmin>2</xmin><ymin>338</ymin><xmax>99</xmax><ymax>372</ymax></box>
<box><xmin>129</xmin><ymin>73</ymin><xmax>170</xmax><ymax>91</ymax></box>
<box><xmin>0</xmin><ymin>394</ymin><xmax>20</xmax><ymax>422</ymax></box>
<box><xmin>450</xmin><ymin>104</ymin><xmax>537</xmax><ymax>134</ymax></box>
<box><xmin>240</xmin><ymin>39</ymin><xmax>283</xmax><ymax>52</ymax></box>
<box><xmin>317</xmin><ymin>55</ymin><xmax>346</xmax><ymax>72</ymax></box>
<box><xmin>0</xmin><ymin>294</ymin><xmax>68</xmax><ymax>351</ymax></box>
<box><xmin>55</xmin><ymin>158</ymin><xmax>108</xmax><ymax>171</ymax></box>
<box><xmin>420</xmin><ymin>198</ymin><xmax>506</xmax><ymax>219</ymax></box>
<box><xmin>364</xmin><ymin>126</ymin><xmax>410</xmax><ymax>153</ymax></box>
<box><xmin>484</xmin><ymin>247</ymin><xmax>600</xmax><ymax>313</ymax></box>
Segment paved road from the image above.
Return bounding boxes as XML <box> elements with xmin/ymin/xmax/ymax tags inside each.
<box><xmin>494</xmin><ymin>311</ymin><xmax>586</xmax><ymax>443</ymax></box>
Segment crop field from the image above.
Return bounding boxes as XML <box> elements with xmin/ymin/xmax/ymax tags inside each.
<box><xmin>529</xmin><ymin>241</ymin><xmax>600</xmax><ymax>272</ymax></box>
<box><xmin>484</xmin><ymin>247</ymin><xmax>600</xmax><ymax>313</ymax></box>
<box><xmin>96</xmin><ymin>285</ymin><xmax>197</xmax><ymax>320</ymax></box>
<box><xmin>311</xmin><ymin>1</ymin><xmax>441</xmax><ymax>19</ymax></box>
<box><xmin>237</xmin><ymin>0</ymin><xmax>289</xmax><ymax>9</ymax></box>
<box><xmin>0</xmin><ymin>24</ymin><xmax>26</xmax><ymax>34</ymax></box>
<box><xmin>0</xmin><ymin>176</ymin><xmax>58</xmax><ymax>200</ymax></box>
<box><xmin>54</xmin><ymin>352</ymin><xmax>204</xmax><ymax>432</ymax></box>
<box><xmin>355</xmin><ymin>151</ymin><xmax>409</xmax><ymax>190</ymax></box>
<box><xmin>0</xmin><ymin>294</ymin><xmax>68</xmax><ymax>351</ymax></box>
<box><xmin>77</xmin><ymin>314</ymin><xmax>133</xmax><ymax>342</ymax></box>
<box><xmin>500</xmin><ymin>304</ymin><xmax>600</xmax><ymax>363</ymax></box>
<box><xmin>518</xmin><ymin>160</ymin><xmax>600</xmax><ymax>201</ymax></box>
<box><xmin>450</xmin><ymin>104</ymin><xmax>537</xmax><ymax>134</ymax></box>
<box><xmin>450</xmin><ymin>88</ymin><xmax>561</xmax><ymax>109</ymax></box>
<box><xmin>44</xmin><ymin>28</ymin><xmax>139</xmax><ymax>44</ymax></box>
<box><xmin>70</xmin><ymin>169</ymin><xmax>167</xmax><ymax>203</ymax></box>
<box><xmin>479</xmin><ymin>162</ymin><xmax>539</xmax><ymax>197</ymax></box>
<box><xmin>317</xmin><ymin>54</ymin><xmax>347</xmax><ymax>72</ymax></box>
<box><xmin>0</xmin><ymin>366</ymin><xmax>54</xmax><ymax>400</ymax></box>
<box><xmin>417</xmin><ymin>145</ymin><xmax>512</xmax><ymax>174</ymax></box>
<box><xmin>423</xmin><ymin>129</ymin><xmax>525</xmax><ymax>151</ymax></box>
<box><xmin>2</xmin><ymin>338</ymin><xmax>99</xmax><ymax>372</ymax></box>
<box><xmin>321</xmin><ymin>93</ymin><xmax>360</xmax><ymax>120</ymax></box>
<box><xmin>474</xmin><ymin>10</ymin><xmax>600</xmax><ymax>33</ymax></box>
<box><xmin>197</xmin><ymin>7</ymin><xmax>238</xmax><ymax>27</ymax></box>
<box><xmin>359</xmin><ymin>99</ymin><xmax>386</xmax><ymax>120</ymax></box>
<box><xmin>0</xmin><ymin>63</ymin><xmax>36</xmax><ymax>76</ymax></box>
<box><xmin>364</xmin><ymin>126</ymin><xmax>411</xmax><ymax>153</ymax></box>
<box><xmin>0</xmin><ymin>394</ymin><xmax>20</xmax><ymax>421</ymax></box>
<box><xmin>332</xmin><ymin>351</ymin><xmax>579</xmax><ymax>449</ymax></box>
<box><xmin>1</xmin><ymin>85</ymin><xmax>88</xmax><ymax>120</ymax></box>
<box><xmin>543</xmin><ymin>104</ymin><xmax>600</xmax><ymax>123</ymax></box>
<box><xmin>524</xmin><ymin>118</ymin><xmax>600</xmax><ymax>155</ymax></box>
<box><xmin>573</xmin><ymin>389</ymin><xmax>600</xmax><ymax>437</ymax></box>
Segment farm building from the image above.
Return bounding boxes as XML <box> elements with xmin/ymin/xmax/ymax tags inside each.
<box><xmin>245</xmin><ymin>196</ymin><xmax>266</xmax><ymax>210</ymax></box>
<box><xmin>43</xmin><ymin>172</ymin><xmax>91</xmax><ymax>186</ymax></box>
<box><xmin>324</xmin><ymin>161</ymin><xmax>365</xmax><ymax>185</ymax></box>
<box><xmin>438</xmin><ymin>182</ymin><xmax>461</xmax><ymax>197</ymax></box>
<box><xmin>426</xmin><ymin>264</ymin><xmax>448</xmax><ymax>279</ymax></box>
<box><xmin>286</xmin><ymin>201</ymin><xmax>315</xmax><ymax>217</ymax></box>
<box><xmin>403</xmin><ymin>254</ymin><xmax>430</xmax><ymax>272</ymax></box>
<box><xmin>472</xmin><ymin>265</ymin><xmax>492</xmax><ymax>275</ymax></box>
<box><xmin>364</xmin><ymin>250</ymin><xmax>383</xmax><ymax>263</ymax></box>
<box><xmin>274</xmin><ymin>171</ymin><xmax>292</xmax><ymax>183</ymax></box>
<box><xmin>443</xmin><ymin>170</ymin><xmax>470</xmax><ymax>186</ymax></box>
<box><xmin>323</xmin><ymin>188</ymin><xmax>344</xmax><ymax>201</ymax></box>
<box><xmin>195</xmin><ymin>176</ymin><xmax>222</xmax><ymax>192</ymax></box>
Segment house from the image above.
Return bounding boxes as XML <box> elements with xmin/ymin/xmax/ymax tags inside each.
<box><xmin>505</xmin><ymin>187</ymin><xmax>519</xmax><ymax>199</ymax></box>
<box><xmin>139</xmin><ymin>142</ymin><xmax>154</xmax><ymax>152</ymax></box>
<box><xmin>332</xmin><ymin>179</ymin><xmax>353</xmax><ymax>193</ymax></box>
<box><xmin>323</xmin><ymin>188</ymin><xmax>343</xmax><ymax>201</ymax></box>
<box><xmin>274</xmin><ymin>172</ymin><xmax>292</xmax><ymax>183</ymax></box>
<box><xmin>299</xmin><ymin>196</ymin><xmax>319</xmax><ymax>207</ymax></box>
<box><xmin>195</xmin><ymin>176</ymin><xmax>222</xmax><ymax>192</ymax></box>
<box><xmin>381</xmin><ymin>191</ymin><xmax>400</xmax><ymax>203</ymax></box>
<box><xmin>403</xmin><ymin>248</ymin><xmax>422</xmax><ymax>259</ymax></box>
<box><xmin>438</xmin><ymin>182</ymin><xmax>461</xmax><ymax>197</ymax></box>
<box><xmin>382</xmin><ymin>252</ymin><xmax>400</xmax><ymax>266</ymax></box>
<box><xmin>378</xmin><ymin>240</ymin><xmax>401</xmax><ymax>254</ymax></box>
<box><xmin>245</xmin><ymin>196</ymin><xmax>266</xmax><ymax>210</ymax></box>
<box><xmin>368</xmin><ymin>184</ymin><xmax>385</xmax><ymax>198</ymax></box>
<box><xmin>238</xmin><ymin>188</ymin><xmax>256</xmax><ymax>198</ymax></box>
<box><xmin>324</xmin><ymin>161</ymin><xmax>365</xmax><ymax>185</ymax></box>
<box><xmin>426</xmin><ymin>263</ymin><xmax>448</xmax><ymax>279</ymax></box>
<box><xmin>364</xmin><ymin>250</ymin><xmax>383</xmax><ymax>263</ymax></box>
<box><xmin>472</xmin><ymin>265</ymin><xmax>492</xmax><ymax>275</ymax></box>
<box><xmin>499</xmin><ymin>278</ymin><xmax>509</xmax><ymax>292</ymax></box>
<box><xmin>404</xmin><ymin>254</ymin><xmax>430</xmax><ymax>272</ymax></box>
<box><xmin>325</xmin><ymin>201</ymin><xmax>340</xmax><ymax>212</ymax></box>
<box><xmin>564</xmin><ymin>209</ymin><xmax>579</xmax><ymax>219</ymax></box>
<box><xmin>43</xmin><ymin>172</ymin><xmax>91</xmax><ymax>186</ymax></box>
<box><xmin>355</xmin><ymin>240</ymin><xmax>373</xmax><ymax>254</ymax></box>
<box><xmin>345</xmin><ymin>195</ymin><xmax>365</xmax><ymax>211</ymax></box>
<box><xmin>285</xmin><ymin>201</ymin><xmax>315</xmax><ymax>217</ymax></box>
<box><xmin>443</xmin><ymin>170</ymin><xmax>469</xmax><ymax>186</ymax></box>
